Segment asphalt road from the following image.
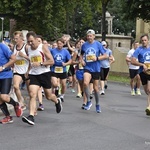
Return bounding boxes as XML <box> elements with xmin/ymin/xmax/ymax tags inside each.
<box><xmin>0</xmin><ymin>82</ymin><xmax>150</xmax><ymax>150</ymax></box>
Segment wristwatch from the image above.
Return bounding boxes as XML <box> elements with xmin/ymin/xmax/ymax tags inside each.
<box><xmin>40</xmin><ymin>62</ymin><xmax>43</xmax><ymax>66</ymax></box>
<box><xmin>2</xmin><ymin>66</ymin><xmax>5</xmax><ymax>70</ymax></box>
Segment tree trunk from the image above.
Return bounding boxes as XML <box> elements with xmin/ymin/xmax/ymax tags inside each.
<box><xmin>102</xmin><ymin>2</ymin><xmax>106</xmax><ymax>41</ymax></box>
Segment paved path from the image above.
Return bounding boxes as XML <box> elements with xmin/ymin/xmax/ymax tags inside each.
<box><xmin>0</xmin><ymin>82</ymin><xmax>150</xmax><ymax>150</ymax></box>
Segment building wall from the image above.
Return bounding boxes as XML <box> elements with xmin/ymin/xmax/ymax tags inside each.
<box><xmin>136</xmin><ymin>19</ymin><xmax>150</xmax><ymax>41</ymax></box>
<box><xmin>95</xmin><ymin>34</ymin><xmax>132</xmax><ymax>73</ymax></box>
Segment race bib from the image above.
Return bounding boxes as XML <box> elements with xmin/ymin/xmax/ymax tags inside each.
<box><xmin>79</xmin><ymin>63</ymin><xmax>84</xmax><ymax>69</ymax></box>
<box><xmin>54</xmin><ymin>66</ymin><xmax>63</xmax><ymax>73</ymax></box>
<box><xmin>31</xmin><ymin>56</ymin><xmax>42</xmax><ymax>63</ymax></box>
<box><xmin>144</xmin><ymin>61</ymin><xmax>150</xmax><ymax>75</ymax></box>
<box><xmin>86</xmin><ymin>54</ymin><xmax>95</xmax><ymax>62</ymax></box>
<box><xmin>15</xmin><ymin>60</ymin><xmax>25</xmax><ymax>66</ymax></box>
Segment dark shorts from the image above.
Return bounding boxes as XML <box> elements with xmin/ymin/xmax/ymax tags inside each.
<box><xmin>139</xmin><ymin>72</ymin><xmax>150</xmax><ymax>85</ymax></box>
<box><xmin>68</xmin><ymin>65</ymin><xmax>75</xmax><ymax>76</ymax></box>
<box><xmin>13</xmin><ymin>73</ymin><xmax>28</xmax><ymax>82</ymax></box>
<box><xmin>84</xmin><ymin>69</ymin><xmax>100</xmax><ymax>80</ymax></box>
<box><xmin>129</xmin><ymin>69</ymin><xmax>139</xmax><ymax>79</ymax></box>
<box><xmin>51</xmin><ymin>72</ymin><xmax>67</xmax><ymax>80</ymax></box>
<box><xmin>0</xmin><ymin>78</ymin><xmax>12</xmax><ymax>94</ymax></box>
<box><xmin>29</xmin><ymin>71</ymin><xmax>51</xmax><ymax>89</ymax></box>
<box><xmin>100</xmin><ymin>68</ymin><xmax>110</xmax><ymax>80</ymax></box>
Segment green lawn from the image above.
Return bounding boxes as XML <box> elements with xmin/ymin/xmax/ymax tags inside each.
<box><xmin>108</xmin><ymin>72</ymin><xmax>130</xmax><ymax>84</ymax></box>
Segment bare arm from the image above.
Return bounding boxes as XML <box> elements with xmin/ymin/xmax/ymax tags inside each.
<box><xmin>66</xmin><ymin>40</ymin><xmax>74</xmax><ymax>52</ymax></box>
<box><xmin>109</xmin><ymin>55</ymin><xmax>115</xmax><ymax>64</ymax></box>
<box><xmin>62</xmin><ymin>59</ymin><xmax>72</xmax><ymax>66</ymax></box>
<box><xmin>97</xmin><ymin>53</ymin><xmax>109</xmax><ymax>61</ymax></box>
<box><xmin>42</xmin><ymin>44</ymin><xmax>54</xmax><ymax>66</ymax></box>
<box><xmin>72</xmin><ymin>51</ymin><xmax>79</xmax><ymax>65</ymax></box>
<box><xmin>0</xmin><ymin>54</ymin><xmax>16</xmax><ymax>72</ymax></box>
<box><xmin>18</xmin><ymin>45</ymin><xmax>30</xmax><ymax>61</ymax></box>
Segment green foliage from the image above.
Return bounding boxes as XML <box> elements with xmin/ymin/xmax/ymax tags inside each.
<box><xmin>122</xmin><ymin>0</ymin><xmax>150</xmax><ymax>22</ymax></box>
<box><xmin>1</xmin><ymin>0</ymin><xmax>146</xmax><ymax>41</ymax></box>
<box><xmin>108</xmin><ymin>0</ymin><xmax>136</xmax><ymax>35</ymax></box>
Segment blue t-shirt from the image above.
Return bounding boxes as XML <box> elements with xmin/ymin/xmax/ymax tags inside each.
<box><xmin>100</xmin><ymin>48</ymin><xmax>112</xmax><ymax>68</ymax></box>
<box><xmin>81</xmin><ymin>40</ymin><xmax>105</xmax><ymax>72</ymax></box>
<box><xmin>51</xmin><ymin>48</ymin><xmax>71</xmax><ymax>73</ymax></box>
<box><xmin>132</xmin><ymin>46</ymin><xmax>150</xmax><ymax>73</ymax></box>
<box><xmin>0</xmin><ymin>43</ymin><xmax>13</xmax><ymax>79</ymax></box>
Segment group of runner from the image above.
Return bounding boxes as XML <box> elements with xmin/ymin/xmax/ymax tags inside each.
<box><xmin>1</xmin><ymin>29</ymin><xmax>150</xmax><ymax>126</ymax></box>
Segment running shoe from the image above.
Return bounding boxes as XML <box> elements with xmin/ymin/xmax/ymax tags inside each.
<box><xmin>84</xmin><ymin>101</ymin><xmax>92</xmax><ymax>110</ymax></box>
<box><xmin>37</xmin><ymin>104</ymin><xmax>44</xmax><ymax>111</ymax></box>
<box><xmin>22</xmin><ymin>115</ymin><xmax>35</xmax><ymax>125</ymax></box>
<box><xmin>81</xmin><ymin>104</ymin><xmax>86</xmax><ymax>109</ymax></box>
<box><xmin>76</xmin><ymin>93</ymin><xmax>82</xmax><ymax>98</ymax></box>
<box><xmin>96</xmin><ymin>105</ymin><xmax>101</xmax><ymax>113</ymax></box>
<box><xmin>100</xmin><ymin>90</ymin><xmax>105</xmax><ymax>95</ymax></box>
<box><xmin>131</xmin><ymin>90</ymin><xmax>135</xmax><ymax>96</ymax></box>
<box><xmin>0</xmin><ymin>116</ymin><xmax>13</xmax><ymax>124</ymax></box>
<box><xmin>14</xmin><ymin>103</ymin><xmax>23</xmax><ymax>117</ymax></box>
<box><xmin>104</xmin><ymin>84</ymin><xmax>108</xmax><ymax>89</ymax></box>
<box><xmin>145</xmin><ymin>107</ymin><xmax>150</xmax><ymax>116</ymax></box>
<box><xmin>136</xmin><ymin>89</ymin><xmax>141</xmax><ymax>95</ymax></box>
<box><xmin>60</xmin><ymin>97</ymin><xmax>64</xmax><ymax>102</ymax></box>
<box><xmin>55</xmin><ymin>98</ymin><xmax>63</xmax><ymax>113</ymax></box>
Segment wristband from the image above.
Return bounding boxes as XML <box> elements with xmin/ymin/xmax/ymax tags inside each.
<box><xmin>40</xmin><ymin>62</ymin><xmax>43</xmax><ymax>66</ymax></box>
<box><xmin>97</xmin><ymin>57</ymin><xmax>99</xmax><ymax>61</ymax></box>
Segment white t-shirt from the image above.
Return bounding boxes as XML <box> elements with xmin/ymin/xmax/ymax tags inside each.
<box><xmin>13</xmin><ymin>44</ymin><xmax>29</xmax><ymax>74</ymax></box>
<box><xmin>28</xmin><ymin>44</ymin><xmax>50</xmax><ymax>75</ymax></box>
<box><xmin>126</xmin><ymin>49</ymin><xmax>139</xmax><ymax>70</ymax></box>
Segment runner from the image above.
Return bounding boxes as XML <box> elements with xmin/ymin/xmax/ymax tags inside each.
<box><xmin>0</xmin><ymin>42</ymin><xmax>22</xmax><ymax>124</ymax></box>
<box><xmin>72</xmin><ymin>39</ymin><xmax>87</xmax><ymax>108</ymax></box>
<box><xmin>13</xmin><ymin>31</ymin><xmax>30</xmax><ymax>109</ymax></box>
<box><xmin>131</xmin><ymin>34</ymin><xmax>150</xmax><ymax>116</ymax></box>
<box><xmin>50</xmin><ymin>38</ymin><xmax>72</xmax><ymax>102</ymax></box>
<box><xmin>22</xmin><ymin>31</ymin><xmax>62</xmax><ymax>125</ymax></box>
<box><xmin>100</xmin><ymin>41</ymin><xmax>115</xmax><ymax>95</ymax></box>
<box><xmin>80</xmin><ymin>29</ymin><xmax>108</xmax><ymax>113</ymax></box>
<box><xmin>126</xmin><ymin>41</ymin><xmax>141</xmax><ymax>96</ymax></box>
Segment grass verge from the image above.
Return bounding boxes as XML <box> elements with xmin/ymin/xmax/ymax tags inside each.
<box><xmin>108</xmin><ymin>72</ymin><xmax>130</xmax><ymax>84</ymax></box>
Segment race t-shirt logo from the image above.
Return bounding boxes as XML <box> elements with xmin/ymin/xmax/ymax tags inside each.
<box><xmin>55</xmin><ymin>54</ymin><xmax>63</xmax><ymax>62</ymax></box>
<box><xmin>143</xmin><ymin>51</ymin><xmax>150</xmax><ymax>62</ymax></box>
<box><xmin>86</xmin><ymin>47</ymin><xmax>96</xmax><ymax>62</ymax></box>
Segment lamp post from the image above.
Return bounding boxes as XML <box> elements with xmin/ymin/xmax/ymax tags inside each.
<box><xmin>0</xmin><ymin>17</ymin><xmax>4</xmax><ymax>42</ymax></box>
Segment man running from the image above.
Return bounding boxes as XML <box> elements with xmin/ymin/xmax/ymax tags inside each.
<box><xmin>131</xmin><ymin>34</ymin><xmax>150</xmax><ymax>116</ymax></box>
<box><xmin>22</xmin><ymin>31</ymin><xmax>62</xmax><ymax>125</ymax></box>
<box><xmin>80</xmin><ymin>29</ymin><xmax>108</xmax><ymax>113</ymax></box>
<box><xmin>50</xmin><ymin>38</ymin><xmax>72</xmax><ymax>102</ymax></box>
<box><xmin>13</xmin><ymin>31</ymin><xmax>30</xmax><ymax>109</ymax></box>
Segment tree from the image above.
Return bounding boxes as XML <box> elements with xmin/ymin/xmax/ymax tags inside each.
<box><xmin>108</xmin><ymin>0</ymin><xmax>136</xmax><ymax>36</ymax></box>
<box><xmin>0</xmin><ymin>0</ymin><xmax>53</xmax><ymax>39</ymax></box>
<box><xmin>122</xmin><ymin>0</ymin><xmax>150</xmax><ymax>22</ymax></box>
<box><xmin>101</xmin><ymin>0</ymin><xmax>111</xmax><ymax>41</ymax></box>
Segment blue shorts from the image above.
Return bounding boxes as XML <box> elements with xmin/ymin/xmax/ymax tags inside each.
<box><xmin>76</xmin><ymin>70</ymin><xmax>84</xmax><ymax>81</ymax></box>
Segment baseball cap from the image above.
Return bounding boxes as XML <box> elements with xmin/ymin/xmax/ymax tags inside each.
<box><xmin>86</xmin><ymin>29</ymin><xmax>95</xmax><ymax>35</ymax></box>
<box><xmin>101</xmin><ymin>41</ymin><xmax>107</xmax><ymax>46</ymax></box>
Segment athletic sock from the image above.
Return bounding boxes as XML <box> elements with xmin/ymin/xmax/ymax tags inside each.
<box><xmin>94</xmin><ymin>91</ymin><xmax>100</xmax><ymax>105</ymax></box>
<box><xmin>0</xmin><ymin>102</ymin><xmax>10</xmax><ymax>116</ymax></box>
<box><xmin>7</xmin><ymin>97</ymin><xmax>18</xmax><ymax>107</ymax></box>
